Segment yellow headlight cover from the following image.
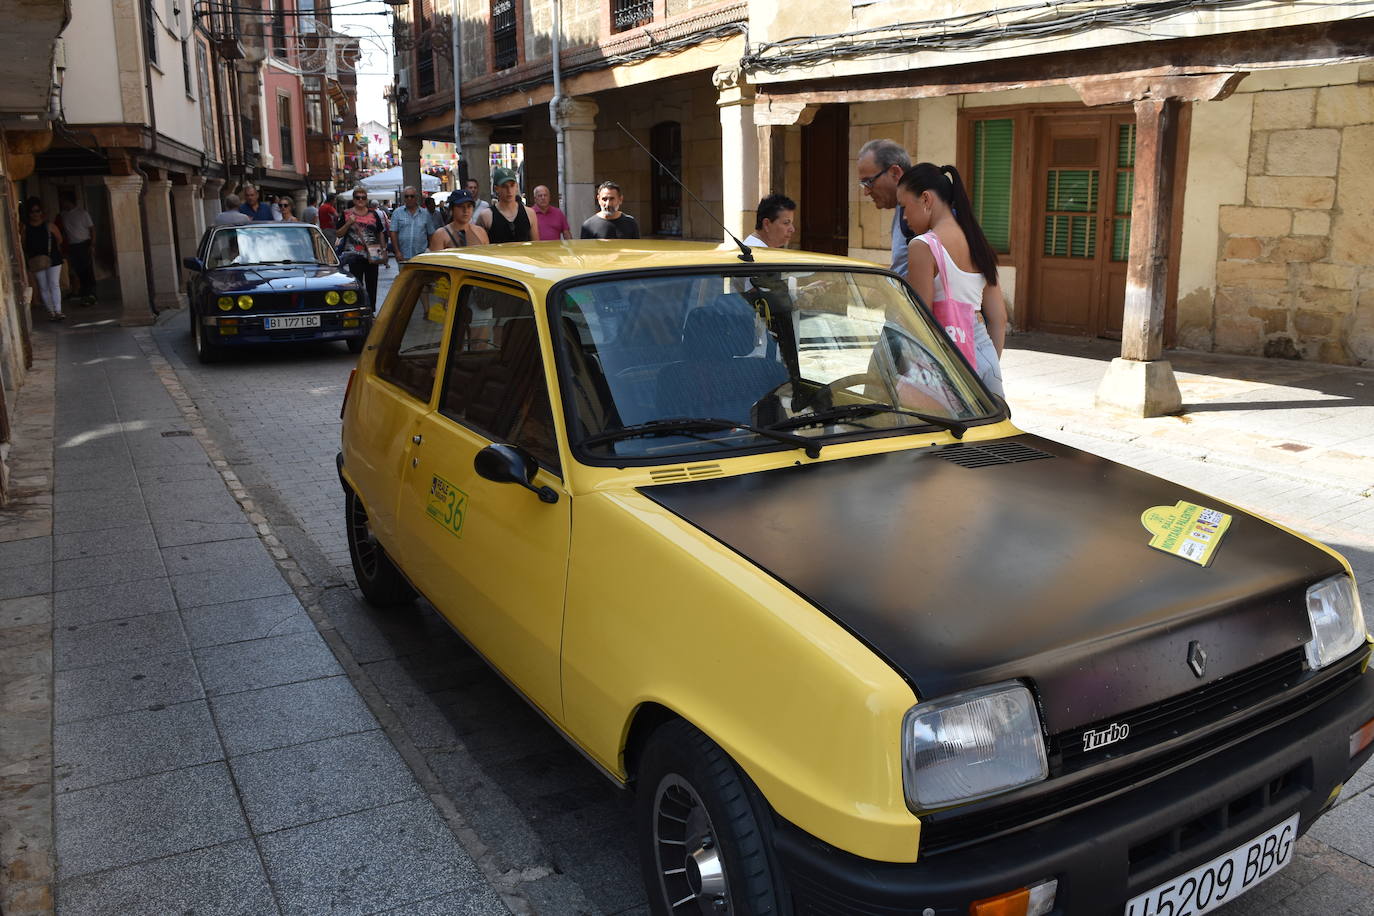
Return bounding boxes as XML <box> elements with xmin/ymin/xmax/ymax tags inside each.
<box><xmin>342</xmin><ymin>290</ymin><xmax>358</xmax><ymax>304</ymax></box>
<box><xmin>237</xmin><ymin>295</ymin><xmax>254</xmax><ymax>310</ymax></box>
<box><xmin>325</xmin><ymin>291</ymin><xmax>341</xmax><ymax>305</ymax></box>
<box><xmin>217</xmin><ymin>296</ymin><xmax>233</xmax><ymax>311</ymax></box>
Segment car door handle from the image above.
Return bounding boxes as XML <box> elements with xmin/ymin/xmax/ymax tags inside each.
<box><xmin>411</xmin><ymin>434</ymin><xmax>422</xmax><ymax>444</ymax></box>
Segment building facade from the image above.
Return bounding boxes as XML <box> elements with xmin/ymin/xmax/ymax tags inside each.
<box><xmin>395</xmin><ymin>0</ymin><xmax>1374</xmax><ymax>379</ymax></box>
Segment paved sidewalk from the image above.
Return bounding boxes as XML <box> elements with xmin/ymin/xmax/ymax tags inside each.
<box><xmin>0</xmin><ymin>312</ymin><xmax>508</xmax><ymax>915</ymax></box>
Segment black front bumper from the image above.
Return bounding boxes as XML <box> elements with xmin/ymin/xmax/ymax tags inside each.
<box><xmin>776</xmin><ymin>657</ymin><xmax>1374</xmax><ymax>916</ymax></box>
<box><xmin>198</xmin><ymin>309</ymin><xmax>372</xmax><ymax>346</ymax></box>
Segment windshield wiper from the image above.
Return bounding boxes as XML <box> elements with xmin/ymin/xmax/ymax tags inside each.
<box><xmin>582</xmin><ymin>417</ymin><xmax>822</xmax><ymax>459</ymax></box>
<box><xmin>768</xmin><ymin>403</ymin><xmax>968</xmax><ymax>439</ymax></box>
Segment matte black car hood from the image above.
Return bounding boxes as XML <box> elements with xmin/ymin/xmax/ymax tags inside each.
<box><xmin>640</xmin><ymin>435</ymin><xmax>1339</xmax><ymax>733</ymax></box>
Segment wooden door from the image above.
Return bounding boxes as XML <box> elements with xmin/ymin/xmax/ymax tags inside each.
<box><xmin>1028</xmin><ymin>114</ymin><xmax>1137</xmax><ymax>338</ymax></box>
<box><xmin>800</xmin><ymin>104</ymin><xmax>849</xmax><ymax>255</ymax></box>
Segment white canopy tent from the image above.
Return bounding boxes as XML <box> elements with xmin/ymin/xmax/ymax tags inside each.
<box><xmin>353</xmin><ymin>167</ymin><xmax>440</xmax><ymax>200</ymax></box>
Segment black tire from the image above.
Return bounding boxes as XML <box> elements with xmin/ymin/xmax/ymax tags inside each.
<box><xmin>192</xmin><ymin>314</ymin><xmax>222</xmax><ymax>364</ymax></box>
<box><xmin>345</xmin><ymin>487</ymin><xmax>416</xmax><ymax>607</ymax></box>
<box><xmin>636</xmin><ymin>719</ymin><xmax>786</xmax><ymax>915</ymax></box>
<box><xmin>346</xmin><ymin>336</ymin><xmax>365</xmax><ymax>354</ymax></box>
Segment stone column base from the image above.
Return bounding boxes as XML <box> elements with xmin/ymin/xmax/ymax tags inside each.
<box><xmin>1094</xmin><ymin>357</ymin><xmax>1183</xmax><ymax>417</ymax></box>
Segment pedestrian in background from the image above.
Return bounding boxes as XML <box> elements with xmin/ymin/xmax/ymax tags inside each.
<box><xmin>423</xmin><ymin>196</ymin><xmax>442</xmax><ymax>234</ymax></box>
<box><xmin>339</xmin><ymin>188</ymin><xmax>388</xmax><ymax>307</ymax></box>
<box><xmin>477</xmin><ymin>168</ymin><xmax>537</xmax><ymax>242</ymax></box>
<box><xmin>531</xmin><ymin>185</ymin><xmax>572</xmax><ymax>241</ymax></box>
<box><xmin>238</xmin><ymin>184</ymin><xmax>277</xmax><ymax>222</ymax></box>
<box><xmin>743</xmin><ymin>194</ymin><xmax>796</xmax><ymax>249</ymax></box>
<box><xmin>897</xmin><ymin>163</ymin><xmax>1007</xmax><ymax>397</ymax></box>
<box><xmin>215</xmin><ymin>194</ymin><xmax>252</xmax><ymax>226</ymax></box>
<box><xmin>23</xmin><ymin>197</ymin><xmax>65</xmax><ymax>321</ymax></box>
<box><xmin>390</xmin><ymin>186</ymin><xmax>432</xmax><ymax>263</ymax></box>
<box><xmin>318</xmin><ymin>194</ymin><xmax>338</xmax><ymax>242</ymax></box>
<box><xmin>58</xmin><ymin>191</ymin><xmax>97</xmax><ymax>303</ymax></box>
<box><xmin>277</xmin><ymin>196</ymin><xmax>301</xmax><ymax>222</ymax></box>
<box><xmin>855</xmin><ymin>138</ymin><xmax>914</xmax><ymax>276</ymax></box>
<box><xmin>428</xmin><ymin>189</ymin><xmax>489</xmax><ymax>251</ymax></box>
<box><xmin>465</xmin><ymin>178</ymin><xmax>492</xmax><ymax>221</ymax></box>
<box><xmin>580</xmin><ymin>181</ymin><xmax>640</xmax><ymax>239</ymax></box>
<box><xmin>302</xmin><ymin>193</ymin><xmax>319</xmax><ymax>226</ymax></box>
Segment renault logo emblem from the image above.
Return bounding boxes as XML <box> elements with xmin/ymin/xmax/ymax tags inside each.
<box><xmin>1188</xmin><ymin>640</ymin><xmax>1208</xmax><ymax>678</ymax></box>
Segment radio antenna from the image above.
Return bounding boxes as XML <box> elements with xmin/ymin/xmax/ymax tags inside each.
<box><xmin>615</xmin><ymin>122</ymin><xmax>755</xmax><ymax>263</ymax></box>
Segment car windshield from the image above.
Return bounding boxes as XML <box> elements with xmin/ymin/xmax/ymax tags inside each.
<box><xmin>557</xmin><ymin>269</ymin><xmax>998</xmax><ymax>460</ymax></box>
<box><xmin>205</xmin><ymin>225</ymin><xmax>337</xmax><ymax>269</ymax></box>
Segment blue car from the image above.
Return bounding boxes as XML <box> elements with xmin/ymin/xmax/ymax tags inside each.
<box><xmin>183</xmin><ymin>223</ymin><xmax>372</xmax><ymax>363</ymax></box>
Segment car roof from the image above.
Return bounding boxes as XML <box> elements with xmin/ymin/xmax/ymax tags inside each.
<box><xmin>403</xmin><ymin>240</ymin><xmax>874</xmax><ymax>284</ymax></box>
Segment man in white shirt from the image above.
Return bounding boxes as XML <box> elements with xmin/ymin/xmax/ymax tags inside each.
<box><xmin>59</xmin><ymin>192</ymin><xmax>97</xmax><ymax>303</ymax></box>
<box><xmin>743</xmin><ymin>194</ymin><xmax>796</xmax><ymax>249</ymax></box>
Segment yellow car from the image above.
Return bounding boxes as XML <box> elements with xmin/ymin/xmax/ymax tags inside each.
<box><xmin>337</xmin><ymin>241</ymin><xmax>1374</xmax><ymax>916</ymax></box>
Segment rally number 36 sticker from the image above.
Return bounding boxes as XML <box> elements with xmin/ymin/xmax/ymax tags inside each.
<box><xmin>1141</xmin><ymin>500</ymin><xmax>1232</xmax><ymax>567</ymax></box>
<box><xmin>426</xmin><ymin>474</ymin><xmax>468</xmax><ymax>538</ymax></box>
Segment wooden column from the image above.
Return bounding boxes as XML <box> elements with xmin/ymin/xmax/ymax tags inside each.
<box><xmin>757</xmin><ymin>125</ymin><xmax>786</xmax><ymax>197</ymax></box>
<box><xmin>1121</xmin><ymin>97</ymin><xmax>1180</xmax><ymax>362</ymax></box>
<box><xmin>1075</xmin><ymin>70</ymin><xmax>1245</xmax><ymax>417</ymax></box>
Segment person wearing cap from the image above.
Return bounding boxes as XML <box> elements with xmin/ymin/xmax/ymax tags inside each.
<box><xmin>428</xmin><ymin>189</ymin><xmax>490</xmax><ymax>251</ymax></box>
<box><xmin>475</xmin><ymin>167</ymin><xmax>538</xmax><ymax>243</ymax></box>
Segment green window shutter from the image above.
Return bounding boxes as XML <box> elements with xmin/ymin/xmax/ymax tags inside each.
<box><xmin>971</xmin><ymin>119</ymin><xmax>1014</xmax><ymax>254</ymax></box>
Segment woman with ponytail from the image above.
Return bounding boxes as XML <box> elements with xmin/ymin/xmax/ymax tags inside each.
<box><xmin>895</xmin><ymin>163</ymin><xmax>1007</xmax><ymax>396</ymax></box>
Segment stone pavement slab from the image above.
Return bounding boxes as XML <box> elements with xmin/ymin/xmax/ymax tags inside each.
<box><xmin>54</xmin><ymin>841</ymin><xmax>276</xmax><ymax>916</ymax></box>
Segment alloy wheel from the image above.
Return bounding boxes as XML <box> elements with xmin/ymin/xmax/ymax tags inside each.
<box><xmin>651</xmin><ymin>774</ymin><xmax>732</xmax><ymax>914</ymax></box>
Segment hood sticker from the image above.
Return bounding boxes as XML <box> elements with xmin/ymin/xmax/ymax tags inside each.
<box><xmin>1141</xmin><ymin>501</ymin><xmax>1232</xmax><ymax>567</ymax></box>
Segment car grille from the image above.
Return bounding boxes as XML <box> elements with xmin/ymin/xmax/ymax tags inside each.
<box><xmin>1050</xmin><ymin>649</ymin><xmax>1305</xmax><ymax>775</ymax></box>
<box><xmin>244</xmin><ymin>292</ymin><xmax>337</xmax><ymax>311</ymax></box>
<box><xmin>917</xmin><ymin>648</ymin><xmax>1366</xmax><ymax>857</ymax></box>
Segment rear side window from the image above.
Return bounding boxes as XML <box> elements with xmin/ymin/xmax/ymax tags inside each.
<box><xmin>375</xmin><ymin>270</ymin><xmax>453</xmax><ymax>403</ymax></box>
<box><xmin>439</xmin><ymin>282</ymin><xmax>560</xmax><ymax>472</ymax></box>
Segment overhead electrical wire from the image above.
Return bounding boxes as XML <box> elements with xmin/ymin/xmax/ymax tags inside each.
<box><xmin>740</xmin><ymin>0</ymin><xmax>1374</xmax><ymax>72</ymax></box>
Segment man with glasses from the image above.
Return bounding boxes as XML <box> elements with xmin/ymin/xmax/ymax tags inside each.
<box><xmin>389</xmin><ymin>186</ymin><xmax>432</xmax><ymax>263</ymax></box>
<box><xmin>855</xmin><ymin>139</ymin><xmax>914</xmax><ymax>276</ymax></box>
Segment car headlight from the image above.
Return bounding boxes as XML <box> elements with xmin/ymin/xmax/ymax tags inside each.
<box><xmin>343</xmin><ymin>290</ymin><xmax>358</xmax><ymax>304</ymax></box>
<box><xmin>1304</xmin><ymin>574</ymin><xmax>1367</xmax><ymax>670</ymax></box>
<box><xmin>902</xmin><ymin>682</ymin><xmax>1047</xmax><ymax>811</ymax></box>
<box><xmin>217</xmin><ymin>296</ymin><xmax>233</xmax><ymax>311</ymax></box>
<box><xmin>237</xmin><ymin>295</ymin><xmax>254</xmax><ymax>310</ymax></box>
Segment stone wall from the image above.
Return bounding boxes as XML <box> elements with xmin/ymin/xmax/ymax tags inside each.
<box><xmin>592</xmin><ymin>74</ymin><xmax>722</xmax><ymax>240</ymax></box>
<box><xmin>1213</xmin><ymin>71</ymin><xmax>1374</xmax><ymax>366</ymax></box>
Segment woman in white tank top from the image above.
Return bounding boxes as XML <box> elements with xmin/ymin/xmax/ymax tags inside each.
<box><xmin>894</xmin><ymin>163</ymin><xmax>1008</xmax><ymax>397</ymax></box>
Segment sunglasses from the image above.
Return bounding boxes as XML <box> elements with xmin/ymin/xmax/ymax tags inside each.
<box><xmin>403</xmin><ymin>194</ymin><xmax>417</xmax><ymax>198</ymax></box>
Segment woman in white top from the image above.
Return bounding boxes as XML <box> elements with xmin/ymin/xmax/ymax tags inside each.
<box><xmin>895</xmin><ymin>163</ymin><xmax>1008</xmax><ymax>397</ymax></box>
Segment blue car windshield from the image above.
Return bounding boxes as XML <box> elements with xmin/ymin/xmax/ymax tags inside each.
<box><xmin>557</xmin><ymin>269</ymin><xmax>997</xmax><ymax>460</ymax></box>
<box><xmin>206</xmin><ymin>226</ymin><xmax>337</xmax><ymax>269</ymax></box>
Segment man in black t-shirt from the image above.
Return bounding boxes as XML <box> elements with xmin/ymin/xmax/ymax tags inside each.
<box><xmin>580</xmin><ymin>181</ymin><xmax>641</xmax><ymax>239</ymax></box>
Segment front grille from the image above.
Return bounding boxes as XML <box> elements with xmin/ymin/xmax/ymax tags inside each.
<box><xmin>931</xmin><ymin>441</ymin><xmax>1055</xmax><ymax>468</ymax></box>
<box><xmin>918</xmin><ymin>650</ymin><xmax>1366</xmax><ymax>856</ymax></box>
<box><xmin>1051</xmin><ymin>650</ymin><xmax>1305</xmax><ymax>774</ymax></box>
<box><xmin>1127</xmin><ymin>764</ymin><xmax>1307</xmax><ymax>876</ymax></box>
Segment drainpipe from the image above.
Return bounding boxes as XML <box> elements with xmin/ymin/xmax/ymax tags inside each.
<box><xmin>451</xmin><ymin>0</ymin><xmax>462</xmax><ymax>178</ymax></box>
<box><xmin>549</xmin><ymin>0</ymin><xmax>565</xmax><ymax>208</ymax></box>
